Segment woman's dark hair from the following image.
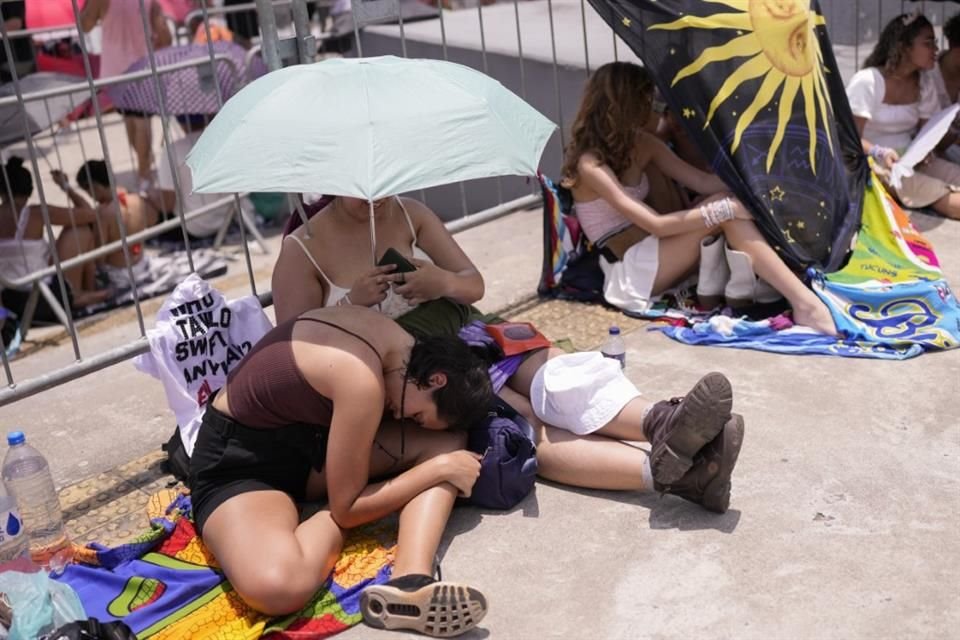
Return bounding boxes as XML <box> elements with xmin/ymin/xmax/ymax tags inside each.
<box><xmin>561</xmin><ymin>62</ymin><xmax>654</xmax><ymax>186</ymax></box>
<box><xmin>406</xmin><ymin>335</ymin><xmax>494</xmax><ymax>429</ymax></box>
<box><xmin>863</xmin><ymin>13</ymin><xmax>934</xmax><ymax>72</ymax></box>
<box><xmin>945</xmin><ymin>13</ymin><xmax>960</xmax><ymax>50</ymax></box>
<box><xmin>1</xmin><ymin>156</ymin><xmax>33</xmax><ymax>199</ymax></box>
<box><xmin>75</xmin><ymin>159</ymin><xmax>110</xmax><ymax>190</ymax></box>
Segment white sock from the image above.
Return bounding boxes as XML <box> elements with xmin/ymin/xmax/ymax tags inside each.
<box><xmin>640</xmin><ymin>456</ymin><xmax>654</xmax><ymax>491</ymax></box>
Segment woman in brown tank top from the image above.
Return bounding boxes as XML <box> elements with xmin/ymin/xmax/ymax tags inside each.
<box><xmin>190</xmin><ymin>306</ymin><xmax>494</xmax><ymax>637</ymax></box>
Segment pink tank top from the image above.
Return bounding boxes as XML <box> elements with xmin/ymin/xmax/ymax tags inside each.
<box><xmin>575</xmin><ymin>176</ymin><xmax>650</xmax><ymax>245</ymax></box>
<box><xmin>99</xmin><ymin>0</ymin><xmax>154</xmax><ymax>79</ymax></box>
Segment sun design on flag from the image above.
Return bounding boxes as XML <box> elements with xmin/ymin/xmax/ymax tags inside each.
<box><xmin>650</xmin><ymin>0</ymin><xmax>832</xmax><ymax>173</ymax></box>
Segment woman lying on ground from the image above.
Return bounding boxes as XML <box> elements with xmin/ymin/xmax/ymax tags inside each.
<box><xmin>69</xmin><ymin>159</ymin><xmax>154</xmax><ymax>291</ymax></box>
<box><xmin>0</xmin><ymin>156</ymin><xmax>112</xmax><ymax>320</ymax></box>
<box><xmin>190</xmin><ymin>305</ymin><xmax>493</xmax><ymax>636</ymax></box>
<box><xmin>271</xmin><ymin>192</ymin><xmax>744</xmax><ymax>514</ymax></box>
<box><xmin>847</xmin><ymin>13</ymin><xmax>960</xmax><ymax>220</ymax></box>
<box><xmin>563</xmin><ymin>61</ymin><xmax>837</xmax><ymax>336</ymax></box>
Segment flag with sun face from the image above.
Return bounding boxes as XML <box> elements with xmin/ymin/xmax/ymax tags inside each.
<box><xmin>586</xmin><ymin>0</ymin><xmax>867</xmax><ymax>272</ymax></box>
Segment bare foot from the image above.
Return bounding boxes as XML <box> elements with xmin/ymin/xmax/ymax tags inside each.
<box><xmin>792</xmin><ymin>300</ymin><xmax>839</xmax><ymax>337</ymax></box>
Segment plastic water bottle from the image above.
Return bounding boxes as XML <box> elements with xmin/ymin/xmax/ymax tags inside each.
<box><xmin>0</xmin><ymin>479</ymin><xmax>29</xmax><ymax>568</ymax></box>
<box><xmin>601</xmin><ymin>326</ymin><xmax>626</xmax><ymax>369</ymax></box>
<box><xmin>2</xmin><ymin>431</ymin><xmax>71</xmax><ymax>568</ymax></box>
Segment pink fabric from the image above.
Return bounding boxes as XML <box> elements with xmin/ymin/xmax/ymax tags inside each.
<box><xmin>156</xmin><ymin>0</ymin><xmax>194</xmax><ymax>23</ymax></box>
<box><xmin>26</xmin><ymin>0</ymin><xmax>86</xmax><ymax>29</ymax></box>
<box><xmin>99</xmin><ymin>0</ymin><xmax>155</xmax><ymax>79</ymax></box>
<box><xmin>574</xmin><ymin>177</ymin><xmax>650</xmax><ymax>244</ymax></box>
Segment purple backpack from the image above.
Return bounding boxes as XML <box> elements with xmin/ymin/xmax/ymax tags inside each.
<box><xmin>465</xmin><ymin>397</ymin><xmax>538</xmax><ymax>510</ymax></box>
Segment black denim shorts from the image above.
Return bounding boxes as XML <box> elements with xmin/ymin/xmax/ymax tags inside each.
<box><xmin>188</xmin><ymin>403</ymin><xmax>328</xmax><ymax>534</ymax></box>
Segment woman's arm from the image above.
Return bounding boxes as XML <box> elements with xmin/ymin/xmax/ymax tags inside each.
<box><xmin>646</xmin><ymin>133</ymin><xmax>726</xmax><ymax>195</ymax></box>
<box><xmin>79</xmin><ymin>0</ymin><xmax>106</xmax><ymax>33</ymax></box>
<box><xmin>320</xmin><ymin>356</ymin><xmax>458</xmax><ymax>529</ymax></box>
<box><xmin>150</xmin><ymin>0</ymin><xmax>173</xmax><ymax>48</ymax></box>
<box><xmin>852</xmin><ymin>115</ymin><xmax>899</xmax><ymax>168</ymax></box>
<box><xmin>399</xmin><ymin>198</ymin><xmax>484</xmax><ymax>305</ymax></box>
<box><xmin>578</xmin><ymin>154</ymin><xmax>711</xmax><ymax>238</ymax></box>
<box><xmin>271</xmin><ymin>236</ymin><xmax>329</xmax><ymax>323</ymax></box>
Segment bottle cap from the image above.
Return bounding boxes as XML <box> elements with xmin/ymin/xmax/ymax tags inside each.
<box><xmin>609</xmin><ymin>326</ymin><xmax>621</xmax><ymax>335</ymax></box>
<box><xmin>6</xmin><ymin>431</ymin><xmax>24</xmax><ymax>446</ymax></box>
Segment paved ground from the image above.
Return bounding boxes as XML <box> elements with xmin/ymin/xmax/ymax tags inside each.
<box><xmin>1</xmin><ymin>198</ymin><xmax>958</xmax><ymax>638</ymax></box>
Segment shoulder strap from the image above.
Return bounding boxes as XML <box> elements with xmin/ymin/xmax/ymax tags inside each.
<box><xmin>396</xmin><ymin>197</ymin><xmax>418</xmax><ymax>243</ymax></box>
<box><xmin>297</xmin><ymin>316</ymin><xmax>384</xmax><ymax>362</ymax></box>
<box><xmin>14</xmin><ymin>204</ymin><xmax>31</xmax><ymax>241</ymax></box>
<box><xmin>286</xmin><ymin>234</ymin><xmax>335</xmax><ymax>288</ymax></box>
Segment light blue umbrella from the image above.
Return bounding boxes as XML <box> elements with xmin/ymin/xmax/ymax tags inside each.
<box><xmin>186</xmin><ymin>55</ymin><xmax>557</xmax><ymax>199</ymax></box>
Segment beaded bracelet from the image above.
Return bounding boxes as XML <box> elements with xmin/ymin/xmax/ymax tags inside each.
<box><xmin>700</xmin><ymin>198</ymin><xmax>735</xmax><ymax>228</ymax></box>
<box><xmin>868</xmin><ymin>145</ymin><xmax>893</xmax><ymax>164</ymax></box>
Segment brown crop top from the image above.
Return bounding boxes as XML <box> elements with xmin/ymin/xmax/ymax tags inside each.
<box><xmin>225</xmin><ymin>316</ymin><xmax>382</xmax><ymax>428</ymax></box>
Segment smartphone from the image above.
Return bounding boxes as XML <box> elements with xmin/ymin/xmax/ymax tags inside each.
<box><xmin>377</xmin><ymin>247</ymin><xmax>417</xmax><ymax>273</ymax></box>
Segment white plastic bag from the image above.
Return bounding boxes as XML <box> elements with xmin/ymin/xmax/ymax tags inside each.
<box><xmin>0</xmin><ymin>571</ymin><xmax>85</xmax><ymax>640</ymax></box>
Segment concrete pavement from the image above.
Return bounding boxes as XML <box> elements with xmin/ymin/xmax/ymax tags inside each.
<box><xmin>1</xmin><ymin>198</ymin><xmax>958</xmax><ymax>638</ymax></box>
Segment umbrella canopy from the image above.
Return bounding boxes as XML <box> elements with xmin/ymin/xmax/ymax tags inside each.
<box><xmin>0</xmin><ymin>73</ymin><xmax>84</xmax><ymax>146</ymax></box>
<box><xmin>186</xmin><ymin>56</ymin><xmax>557</xmax><ymax>199</ymax></box>
<box><xmin>105</xmin><ymin>42</ymin><xmax>267</xmax><ymax>116</ymax></box>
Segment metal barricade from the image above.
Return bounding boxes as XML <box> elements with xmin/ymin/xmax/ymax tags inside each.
<box><xmin>0</xmin><ymin>0</ymin><xmax>954</xmax><ymax>407</ymax></box>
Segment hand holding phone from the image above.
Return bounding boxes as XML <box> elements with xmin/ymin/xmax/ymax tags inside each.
<box><xmin>377</xmin><ymin>247</ymin><xmax>417</xmax><ymax>273</ymax></box>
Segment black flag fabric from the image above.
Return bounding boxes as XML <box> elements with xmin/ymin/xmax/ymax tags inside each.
<box><xmin>585</xmin><ymin>0</ymin><xmax>867</xmax><ymax>272</ymax></box>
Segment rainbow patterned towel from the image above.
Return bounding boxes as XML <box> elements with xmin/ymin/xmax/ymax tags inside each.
<box><xmin>56</xmin><ymin>491</ymin><xmax>396</xmax><ymax>639</ymax></box>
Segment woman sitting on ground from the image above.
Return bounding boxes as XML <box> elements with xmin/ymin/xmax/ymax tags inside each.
<box><xmin>191</xmin><ymin>305</ymin><xmax>492</xmax><ymax>635</ymax></box>
<box><xmin>67</xmin><ymin>159</ymin><xmax>154</xmax><ymax>290</ymax></box>
<box><xmin>847</xmin><ymin>13</ymin><xmax>960</xmax><ymax>220</ymax></box>
<box><xmin>272</xmin><ymin>195</ymin><xmax>485</xmax><ymax>336</ymax></box>
<box><xmin>562</xmin><ymin>61</ymin><xmax>837</xmax><ymax>336</ymax></box>
<box><xmin>0</xmin><ymin>156</ymin><xmax>111</xmax><ymax>320</ymax></box>
<box><xmin>271</xmin><ymin>192</ymin><xmax>744</xmax><ymax>514</ymax></box>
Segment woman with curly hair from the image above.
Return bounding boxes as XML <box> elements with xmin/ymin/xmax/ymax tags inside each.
<box><xmin>846</xmin><ymin>12</ymin><xmax>960</xmax><ymax>219</ymax></box>
<box><xmin>562</xmin><ymin>61</ymin><xmax>836</xmax><ymax>335</ymax></box>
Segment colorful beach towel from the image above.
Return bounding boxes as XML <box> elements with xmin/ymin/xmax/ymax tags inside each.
<box><xmin>56</xmin><ymin>491</ymin><xmax>396</xmax><ymax>639</ymax></box>
<box><xmin>657</xmin><ymin>178</ymin><xmax>960</xmax><ymax>358</ymax></box>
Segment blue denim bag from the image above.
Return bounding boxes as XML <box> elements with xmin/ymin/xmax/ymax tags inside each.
<box><xmin>465</xmin><ymin>397</ymin><xmax>538</xmax><ymax>510</ymax></box>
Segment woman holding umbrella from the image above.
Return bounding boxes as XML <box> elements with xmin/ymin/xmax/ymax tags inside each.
<box><xmin>191</xmin><ymin>305</ymin><xmax>492</xmax><ymax>635</ymax></box>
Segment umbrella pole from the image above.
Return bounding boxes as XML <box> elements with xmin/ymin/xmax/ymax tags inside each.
<box><xmin>368</xmin><ymin>200</ymin><xmax>377</xmax><ymax>267</ymax></box>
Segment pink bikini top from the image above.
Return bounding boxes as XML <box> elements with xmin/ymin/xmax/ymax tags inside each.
<box><xmin>575</xmin><ymin>176</ymin><xmax>650</xmax><ymax>246</ymax></box>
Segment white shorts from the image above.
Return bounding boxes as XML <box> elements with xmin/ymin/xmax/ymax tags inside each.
<box><xmin>600</xmin><ymin>234</ymin><xmax>660</xmax><ymax>314</ymax></box>
<box><xmin>529</xmin><ymin>352</ymin><xmax>641</xmax><ymax>435</ymax></box>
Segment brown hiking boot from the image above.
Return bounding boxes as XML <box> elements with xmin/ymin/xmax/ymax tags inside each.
<box><xmin>654</xmin><ymin>413</ymin><xmax>745</xmax><ymax>514</ymax></box>
<box><xmin>361</xmin><ymin>573</ymin><xmax>487</xmax><ymax>637</ymax></box>
<box><xmin>642</xmin><ymin>372</ymin><xmax>733</xmax><ymax>485</ymax></box>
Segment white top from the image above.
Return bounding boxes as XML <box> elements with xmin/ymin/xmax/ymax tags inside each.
<box><xmin>846</xmin><ymin>67</ymin><xmax>941</xmax><ymax>153</ymax></box>
<box><xmin>0</xmin><ymin>205</ymin><xmax>49</xmax><ymax>290</ymax></box>
<box><xmin>925</xmin><ymin>65</ymin><xmax>953</xmax><ymax>109</ymax></box>
<box><xmin>287</xmin><ymin>197</ymin><xmax>432</xmax><ymax>319</ymax></box>
<box><xmin>157</xmin><ymin>130</ymin><xmax>232</xmax><ymax>238</ymax></box>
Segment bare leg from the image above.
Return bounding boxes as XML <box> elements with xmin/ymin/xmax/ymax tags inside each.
<box><xmin>124</xmin><ymin>115</ymin><xmax>153</xmax><ymax>187</ymax></box>
<box><xmin>719</xmin><ymin>216</ymin><xmax>838</xmax><ymax>336</ymax></box>
<box><xmin>931</xmin><ymin>192</ymin><xmax>960</xmax><ymax>220</ymax></box>
<box><xmin>503</xmin><ymin>386</ymin><xmax>653</xmax><ymax>491</ymax></box>
<box><xmin>201</xmin><ymin>491</ymin><xmax>345</xmax><ymax>615</ymax></box>
<box><xmin>356</xmin><ymin>423</ymin><xmax>468</xmax><ymax>578</ymax></box>
<box><xmin>536</xmin><ymin>423</ymin><xmax>650</xmax><ymax>491</ymax></box>
<box><xmin>652</xmin><ymin>227</ymin><xmax>714</xmax><ymax>295</ymax></box>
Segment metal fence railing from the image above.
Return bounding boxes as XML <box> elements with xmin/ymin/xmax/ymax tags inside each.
<box><xmin>0</xmin><ymin>0</ymin><xmax>957</xmax><ymax>406</ymax></box>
